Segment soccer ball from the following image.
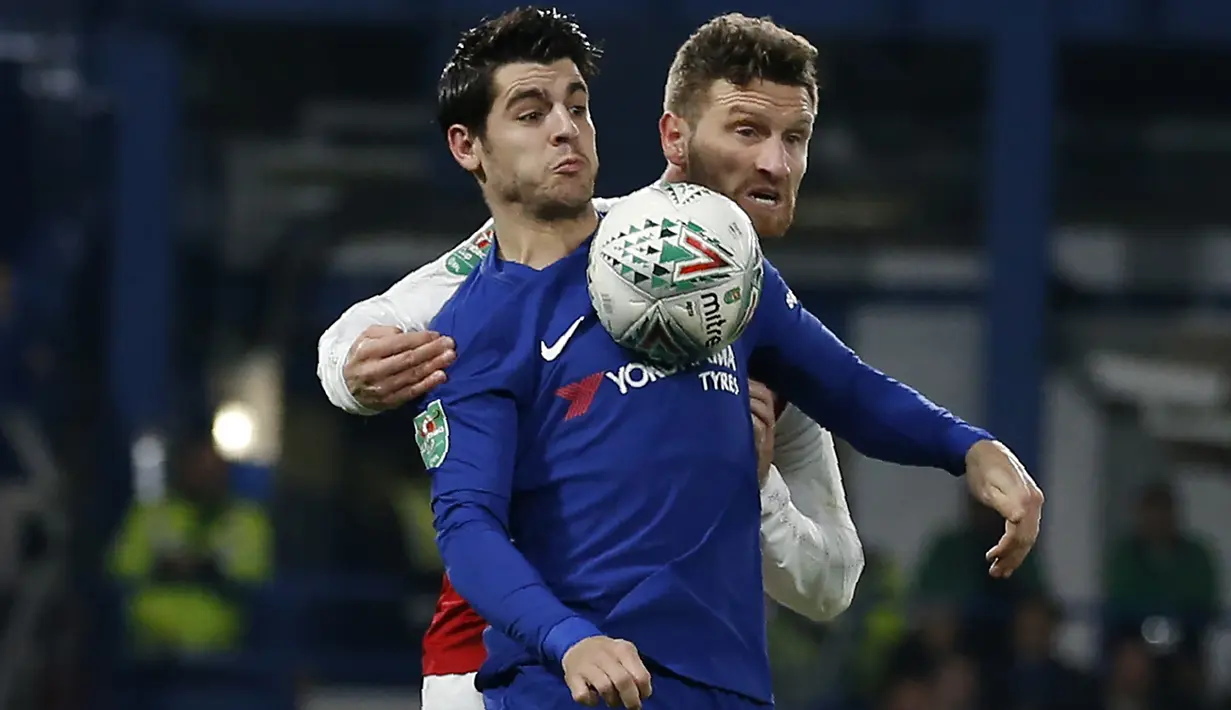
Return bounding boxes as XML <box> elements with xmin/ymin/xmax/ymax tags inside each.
<box><xmin>587</xmin><ymin>182</ymin><xmax>764</xmax><ymax>367</ymax></box>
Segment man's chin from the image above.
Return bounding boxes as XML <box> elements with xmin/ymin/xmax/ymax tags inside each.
<box><xmin>756</xmin><ymin>224</ymin><xmax>789</xmax><ymax>239</ymax></box>
<box><xmin>533</xmin><ymin>191</ymin><xmax>593</xmax><ymax>221</ymax></box>
<box><xmin>749</xmin><ymin>214</ymin><xmax>791</xmax><ymax>240</ymax></box>
<box><xmin>734</xmin><ymin>199</ymin><xmax>791</xmax><ymax>238</ymax></box>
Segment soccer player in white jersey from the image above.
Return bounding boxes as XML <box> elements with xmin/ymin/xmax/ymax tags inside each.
<box><xmin>317</xmin><ymin>12</ymin><xmax>1042</xmax><ymax>710</ymax></box>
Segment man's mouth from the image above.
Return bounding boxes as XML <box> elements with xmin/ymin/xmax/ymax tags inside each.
<box><xmin>744</xmin><ymin>188</ymin><xmax>781</xmax><ymax>207</ymax></box>
<box><xmin>553</xmin><ymin>156</ymin><xmax>586</xmax><ymax>174</ymax></box>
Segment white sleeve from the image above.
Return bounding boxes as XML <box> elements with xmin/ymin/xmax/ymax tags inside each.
<box><xmin>317</xmin><ymin>194</ymin><xmax>633</xmax><ymax>415</ymax></box>
<box><xmin>316</xmin><ymin>221</ymin><xmax>491</xmax><ymax>415</ymax></box>
<box><xmin>758</xmin><ymin>404</ymin><xmax>865</xmax><ymax>621</ymax></box>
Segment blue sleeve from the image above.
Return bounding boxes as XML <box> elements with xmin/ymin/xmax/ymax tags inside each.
<box><xmin>418</xmin><ymin>313</ymin><xmax>602</xmax><ymax>666</ymax></box>
<box><xmin>748</xmin><ymin>260</ymin><xmax>993</xmax><ymax>475</ymax></box>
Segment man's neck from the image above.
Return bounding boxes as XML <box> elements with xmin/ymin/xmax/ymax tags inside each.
<box><xmin>489</xmin><ymin>202</ymin><xmax>599</xmax><ymax>270</ymax></box>
<box><xmin>661</xmin><ymin>164</ymin><xmax>685</xmax><ymax>184</ymax></box>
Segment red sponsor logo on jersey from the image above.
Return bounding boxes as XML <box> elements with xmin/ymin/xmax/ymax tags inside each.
<box><xmin>555</xmin><ymin>372</ymin><xmax>604</xmax><ymax>419</ymax></box>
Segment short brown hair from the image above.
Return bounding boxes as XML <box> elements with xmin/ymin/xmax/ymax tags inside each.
<box><xmin>664</xmin><ymin>13</ymin><xmax>819</xmax><ymax>120</ymax></box>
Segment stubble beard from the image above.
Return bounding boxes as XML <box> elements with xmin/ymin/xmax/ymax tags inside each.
<box><xmin>684</xmin><ymin>140</ymin><xmax>793</xmax><ymax>239</ymax></box>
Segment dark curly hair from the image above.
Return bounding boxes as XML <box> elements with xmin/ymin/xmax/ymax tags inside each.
<box><xmin>437</xmin><ymin>7</ymin><xmax>603</xmax><ymax>137</ymax></box>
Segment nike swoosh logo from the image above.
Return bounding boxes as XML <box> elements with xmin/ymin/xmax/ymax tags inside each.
<box><xmin>541</xmin><ymin>316</ymin><xmax>586</xmax><ymax>362</ymax></box>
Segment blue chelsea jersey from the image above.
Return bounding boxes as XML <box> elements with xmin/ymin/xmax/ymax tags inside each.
<box><xmin>418</xmin><ymin>231</ymin><xmax>992</xmax><ymax>704</ymax></box>
<box><xmin>423</xmin><ymin>236</ymin><xmax>772</xmax><ymax>701</ymax></box>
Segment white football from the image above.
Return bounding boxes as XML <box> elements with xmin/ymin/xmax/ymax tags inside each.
<box><xmin>587</xmin><ymin>182</ymin><xmax>764</xmax><ymax>366</ymax></box>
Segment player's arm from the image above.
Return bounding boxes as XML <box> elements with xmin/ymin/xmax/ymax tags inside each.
<box><xmin>759</xmin><ymin>408</ymin><xmax>864</xmax><ymax>621</ymax></box>
<box><xmin>316</xmin><ymin>222</ymin><xmax>494</xmax><ymax>414</ymax></box>
<box><xmin>751</xmin><ymin>260</ymin><xmax>1042</xmax><ymax>577</ymax></box>
<box><xmin>749</xmin><ymin>259</ymin><xmax>992</xmax><ymax>474</ymax></box>
<box><xmin>418</xmin><ymin>341</ymin><xmax>604</xmax><ymax>668</ymax></box>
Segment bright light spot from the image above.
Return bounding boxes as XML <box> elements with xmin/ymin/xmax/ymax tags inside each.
<box><xmin>213</xmin><ymin>402</ymin><xmax>256</xmax><ymax>460</ymax></box>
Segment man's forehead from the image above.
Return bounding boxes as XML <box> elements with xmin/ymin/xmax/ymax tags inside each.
<box><xmin>704</xmin><ymin>79</ymin><xmax>815</xmax><ymax>119</ymax></box>
<box><xmin>494</xmin><ymin>60</ymin><xmax>585</xmax><ymax>95</ymax></box>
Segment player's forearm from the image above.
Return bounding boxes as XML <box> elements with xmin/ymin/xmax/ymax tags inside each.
<box><xmin>759</xmin><ymin>414</ymin><xmax>863</xmax><ymax>619</ymax></box>
<box><xmin>760</xmin><ymin>468</ymin><xmax>864</xmax><ymax>620</ymax></box>
<box><xmin>832</xmin><ymin>363</ymin><xmax>991</xmax><ymax>475</ymax></box>
<box><xmin>435</xmin><ymin>491</ymin><xmax>603</xmax><ymax>664</ymax></box>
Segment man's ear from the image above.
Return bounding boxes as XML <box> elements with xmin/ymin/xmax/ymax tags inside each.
<box><xmin>446</xmin><ymin>124</ymin><xmax>482</xmax><ymax>173</ymax></box>
<box><xmin>659</xmin><ymin>111</ymin><xmax>689</xmax><ymax>169</ymax></box>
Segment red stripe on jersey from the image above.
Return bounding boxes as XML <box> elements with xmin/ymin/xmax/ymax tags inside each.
<box><xmin>422</xmin><ymin>574</ymin><xmax>487</xmax><ymax>676</ymax></box>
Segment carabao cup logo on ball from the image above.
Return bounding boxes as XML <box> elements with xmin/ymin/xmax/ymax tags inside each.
<box><xmin>588</xmin><ymin>182</ymin><xmax>764</xmax><ymax>367</ymax></box>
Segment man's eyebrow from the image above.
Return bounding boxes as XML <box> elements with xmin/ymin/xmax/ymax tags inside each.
<box><xmin>505</xmin><ymin>87</ymin><xmax>550</xmax><ymax>108</ymax></box>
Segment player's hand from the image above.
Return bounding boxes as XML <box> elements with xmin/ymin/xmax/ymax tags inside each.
<box><xmin>561</xmin><ymin>636</ymin><xmax>652</xmax><ymax>708</ymax></box>
<box><xmin>344</xmin><ymin>325</ymin><xmax>456</xmax><ymax>410</ymax></box>
<box><xmin>964</xmin><ymin>439</ymin><xmax>1044</xmax><ymax>579</ymax></box>
<box><xmin>748</xmin><ymin>380</ymin><xmax>777</xmax><ymax>488</ymax></box>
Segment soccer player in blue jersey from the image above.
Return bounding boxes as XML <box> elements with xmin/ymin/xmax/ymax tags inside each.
<box><xmin>414</xmin><ymin>8</ymin><xmax>1040</xmax><ymax>710</ymax></box>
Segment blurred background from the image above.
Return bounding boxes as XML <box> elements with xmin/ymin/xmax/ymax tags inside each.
<box><xmin>0</xmin><ymin>0</ymin><xmax>1230</xmax><ymax>709</ymax></box>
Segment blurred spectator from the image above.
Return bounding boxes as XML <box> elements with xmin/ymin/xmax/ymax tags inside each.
<box><xmin>766</xmin><ymin>603</ymin><xmax>827</xmax><ymax>709</ymax></box>
<box><xmin>1103</xmin><ymin>639</ymin><xmax>1162</xmax><ymax>710</ymax></box>
<box><xmin>1104</xmin><ymin>481</ymin><xmax>1221</xmax><ymax>660</ymax></box>
<box><xmin>394</xmin><ymin>473</ymin><xmax>442</xmax><ymax>576</ymax></box>
<box><xmin>334</xmin><ymin>451</ymin><xmax>413</xmax><ymax>579</ymax></box>
<box><xmin>108</xmin><ymin>435</ymin><xmax>272</xmax><ymax>654</ymax></box>
<box><xmin>913</xmin><ymin>503</ymin><xmax>1046</xmax><ymax>664</ymax></box>
<box><xmin>915</xmin><ymin>503</ymin><xmax>1047</xmax><ymax>606</ymax></box>
<box><xmin>933</xmin><ymin>653</ymin><xmax>980</xmax><ymax>710</ymax></box>
<box><xmin>884</xmin><ymin>603</ymin><xmax>961</xmax><ymax>683</ymax></box>
<box><xmin>315</xmin><ymin>450</ymin><xmax>419</xmax><ymax>652</ymax></box>
<box><xmin>985</xmin><ymin>595</ymin><xmax>1098</xmax><ymax>710</ymax></box>
<box><xmin>877</xmin><ymin>675</ymin><xmax>935</xmax><ymax>710</ymax></box>
<box><xmin>836</xmin><ymin>548</ymin><xmax>910</xmax><ymax>703</ymax></box>
<box><xmin>1169</xmin><ymin>651</ymin><xmax>1214</xmax><ymax>710</ymax></box>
